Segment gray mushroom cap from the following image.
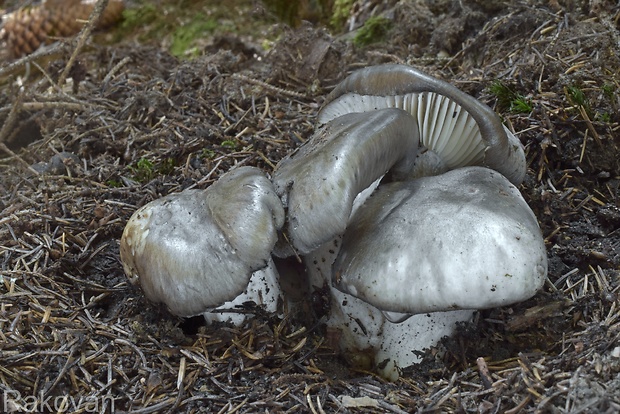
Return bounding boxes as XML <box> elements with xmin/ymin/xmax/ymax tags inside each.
<box><xmin>319</xmin><ymin>64</ymin><xmax>526</xmax><ymax>185</ymax></box>
<box><xmin>120</xmin><ymin>166</ymin><xmax>285</xmax><ymax>317</ymax></box>
<box><xmin>272</xmin><ymin>108</ymin><xmax>419</xmax><ymax>255</ymax></box>
<box><xmin>333</xmin><ymin>166</ymin><xmax>547</xmax><ymax>315</ymax></box>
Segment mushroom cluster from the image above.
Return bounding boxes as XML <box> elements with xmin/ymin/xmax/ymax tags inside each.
<box><xmin>120</xmin><ymin>64</ymin><xmax>548</xmax><ymax>379</ymax></box>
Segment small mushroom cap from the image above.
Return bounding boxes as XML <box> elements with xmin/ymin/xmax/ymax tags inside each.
<box><xmin>319</xmin><ymin>64</ymin><xmax>526</xmax><ymax>185</ymax></box>
<box><xmin>120</xmin><ymin>166</ymin><xmax>285</xmax><ymax>317</ymax></box>
<box><xmin>333</xmin><ymin>166</ymin><xmax>547</xmax><ymax>314</ymax></box>
<box><xmin>272</xmin><ymin>108</ymin><xmax>419</xmax><ymax>255</ymax></box>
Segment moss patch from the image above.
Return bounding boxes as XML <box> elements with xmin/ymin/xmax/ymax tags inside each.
<box><xmin>170</xmin><ymin>14</ymin><xmax>218</xmax><ymax>57</ymax></box>
<box><xmin>353</xmin><ymin>16</ymin><xmax>392</xmax><ymax>46</ymax></box>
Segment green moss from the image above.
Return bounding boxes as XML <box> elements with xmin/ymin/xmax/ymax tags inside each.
<box><xmin>566</xmin><ymin>85</ymin><xmax>593</xmax><ymax>118</ymax></box>
<box><xmin>158</xmin><ymin>157</ymin><xmax>177</xmax><ymax>175</ymax></box>
<box><xmin>121</xmin><ymin>4</ymin><xmax>158</xmax><ymax>31</ymax></box>
<box><xmin>262</xmin><ymin>0</ymin><xmax>301</xmax><ymax>26</ymax></box>
<box><xmin>601</xmin><ymin>83</ymin><xmax>615</xmax><ymax>100</ymax></box>
<box><xmin>221</xmin><ymin>140</ymin><xmax>238</xmax><ymax>149</ymax></box>
<box><xmin>128</xmin><ymin>157</ymin><xmax>176</xmax><ymax>183</ymax></box>
<box><xmin>170</xmin><ymin>14</ymin><xmax>218</xmax><ymax>57</ymax></box>
<box><xmin>489</xmin><ymin>80</ymin><xmax>514</xmax><ymax>109</ymax></box>
<box><xmin>597</xmin><ymin>112</ymin><xmax>611</xmax><ymax>123</ymax></box>
<box><xmin>353</xmin><ymin>16</ymin><xmax>392</xmax><ymax>47</ymax></box>
<box><xmin>129</xmin><ymin>158</ymin><xmax>155</xmax><ymax>183</ymax></box>
<box><xmin>510</xmin><ymin>96</ymin><xmax>533</xmax><ymax>114</ymax></box>
<box><xmin>262</xmin><ymin>0</ymin><xmax>333</xmax><ymax>27</ymax></box>
<box><xmin>116</xmin><ymin>3</ymin><xmax>170</xmax><ymax>44</ymax></box>
<box><xmin>114</xmin><ymin>2</ymin><xmax>222</xmax><ymax>58</ymax></box>
<box><xmin>105</xmin><ymin>179</ymin><xmax>123</xmax><ymax>188</ymax></box>
<box><xmin>567</xmin><ymin>85</ymin><xmax>587</xmax><ymax>107</ymax></box>
<box><xmin>200</xmin><ymin>148</ymin><xmax>216</xmax><ymax>159</ymax></box>
<box><xmin>110</xmin><ymin>1</ymin><xmax>283</xmax><ymax>60</ymax></box>
<box><xmin>489</xmin><ymin>80</ymin><xmax>532</xmax><ymax>114</ymax></box>
<box><xmin>330</xmin><ymin>0</ymin><xmax>355</xmax><ymax>31</ymax></box>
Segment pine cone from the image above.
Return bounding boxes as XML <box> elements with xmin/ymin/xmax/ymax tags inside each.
<box><xmin>1</xmin><ymin>0</ymin><xmax>124</xmax><ymax>58</ymax></box>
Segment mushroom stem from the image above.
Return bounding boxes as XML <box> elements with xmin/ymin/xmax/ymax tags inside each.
<box><xmin>272</xmin><ymin>108</ymin><xmax>419</xmax><ymax>255</ymax></box>
<box><xmin>204</xmin><ymin>258</ymin><xmax>283</xmax><ymax>325</ymax></box>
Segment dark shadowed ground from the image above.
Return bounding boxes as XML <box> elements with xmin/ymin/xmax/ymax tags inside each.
<box><xmin>1</xmin><ymin>0</ymin><xmax>619</xmax><ymax>412</ymax></box>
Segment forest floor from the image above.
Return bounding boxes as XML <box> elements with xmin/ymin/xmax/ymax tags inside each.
<box><xmin>0</xmin><ymin>0</ymin><xmax>619</xmax><ymax>412</ymax></box>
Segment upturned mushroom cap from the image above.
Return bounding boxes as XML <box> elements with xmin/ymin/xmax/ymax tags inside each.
<box><xmin>333</xmin><ymin>166</ymin><xmax>547</xmax><ymax>315</ymax></box>
<box><xmin>318</xmin><ymin>64</ymin><xmax>526</xmax><ymax>185</ymax></box>
<box><xmin>120</xmin><ymin>166</ymin><xmax>285</xmax><ymax>317</ymax></box>
<box><xmin>272</xmin><ymin>108</ymin><xmax>419</xmax><ymax>255</ymax></box>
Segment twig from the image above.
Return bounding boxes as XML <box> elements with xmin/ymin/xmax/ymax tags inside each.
<box><xmin>477</xmin><ymin>357</ymin><xmax>494</xmax><ymax>389</ymax></box>
<box><xmin>0</xmin><ymin>101</ymin><xmax>93</xmax><ymax>114</ymax></box>
<box><xmin>0</xmin><ymin>84</ymin><xmax>25</xmax><ymax>145</ymax></box>
<box><xmin>102</xmin><ymin>56</ymin><xmax>132</xmax><ymax>85</ymax></box>
<box><xmin>231</xmin><ymin>73</ymin><xmax>308</xmax><ymax>99</ymax></box>
<box><xmin>58</xmin><ymin>0</ymin><xmax>110</xmax><ymax>86</ymax></box>
<box><xmin>0</xmin><ymin>43</ymin><xmax>67</xmax><ymax>79</ymax></box>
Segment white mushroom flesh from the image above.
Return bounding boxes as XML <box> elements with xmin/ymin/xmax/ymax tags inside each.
<box><xmin>203</xmin><ymin>258</ymin><xmax>282</xmax><ymax>325</ymax></box>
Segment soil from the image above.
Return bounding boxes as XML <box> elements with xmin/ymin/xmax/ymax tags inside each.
<box><xmin>0</xmin><ymin>0</ymin><xmax>619</xmax><ymax>413</ymax></box>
